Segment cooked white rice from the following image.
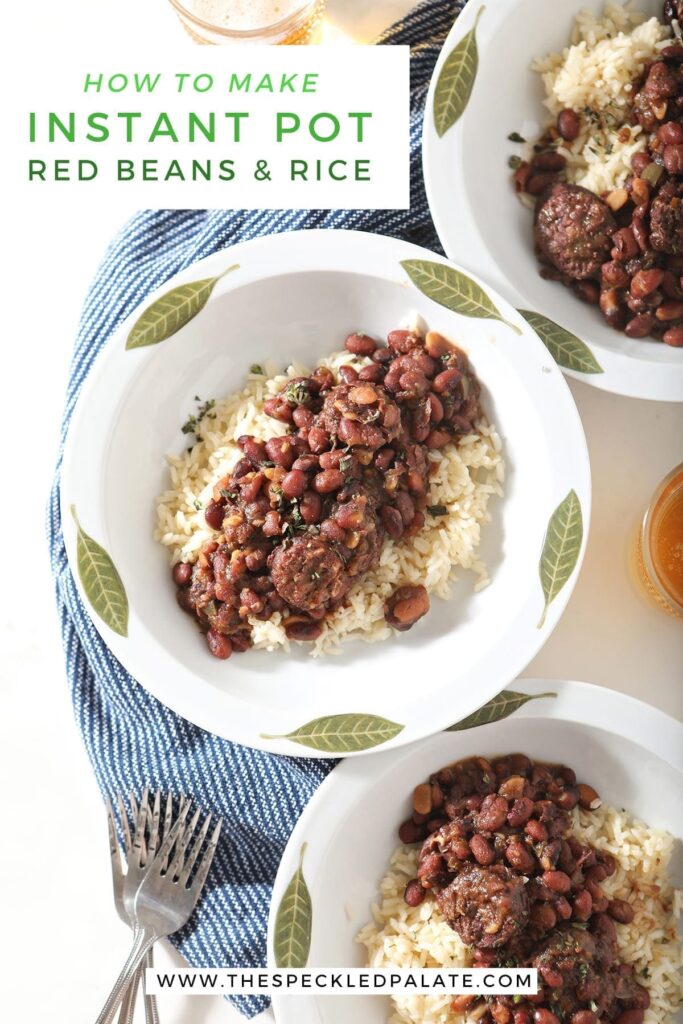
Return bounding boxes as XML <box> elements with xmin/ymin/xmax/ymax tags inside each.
<box><xmin>358</xmin><ymin>804</ymin><xmax>683</xmax><ymax>1024</ymax></box>
<box><xmin>154</xmin><ymin>347</ymin><xmax>504</xmax><ymax>657</ymax></box>
<box><xmin>531</xmin><ymin>2</ymin><xmax>672</xmax><ymax>194</ymax></box>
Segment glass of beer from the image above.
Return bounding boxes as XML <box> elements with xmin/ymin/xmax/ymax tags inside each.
<box><xmin>168</xmin><ymin>0</ymin><xmax>326</xmax><ymax>44</ymax></box>
<box><xmin>635</xmin><ymin>462</ymin><xmax>683</xmax><ymax>618</ymax></box>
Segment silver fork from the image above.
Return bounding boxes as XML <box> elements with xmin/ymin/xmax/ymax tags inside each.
<box><xmin>106</xmin><ymin>792</ymin><xmax>167</xmax><ymax>1024</ymax></box>
<box><xmin>96</xmin><ymin>797</ymin><xmax>221</xmax><ymax>1024</ymax></box>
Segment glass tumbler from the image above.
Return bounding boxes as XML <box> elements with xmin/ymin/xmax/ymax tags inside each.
<box><xmin>167</xmin><ymin>0</ymin><xmax>326</xmax><ymax>44</ymax></box>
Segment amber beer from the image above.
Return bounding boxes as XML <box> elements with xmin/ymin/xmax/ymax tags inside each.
<box><xmin>634</xmin><ymin>463</ymin><xmax>683</xmax><ymax>618</ymax></box>
<box><xmin>168</xmin><ymin>0</ymin><xmax>326</xmax><ymax>44</ymax></box>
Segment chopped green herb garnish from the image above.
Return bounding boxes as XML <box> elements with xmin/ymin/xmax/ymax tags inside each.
<box><xmin>282</xmin><ymin>380</ymin><xmax>311</xmax><ymax>406</ymax></box>
<box><xmin>193</xmin><ymin>498</ymin><xmax>204</xmax><ymax>511</ymax></box>
<box><xmin>508</xmin><ymin>131</ymin><xmax>526</xmax><ymax>143</ymax></box>
<box><xmin>339</xmin><ymin>455</ymin><xmax>353</xmax><ymax>473</ymax></box>
<box><xmin>250</xmin><ymin>363</ymin><xmax>264</xmax><ymax>375</ymax></box>
<box><xmin>182</xmin><ymin>397</ymin><xmax>216</xmax><ymax>439</ymax></box>
<box><xmin>428</xmin><ymin>504</ymin><xmax>449</xmax><ymax>517</ymax></box>
<box><xmin>508</xmin><ymin>155</ymin><xmax>523</xmax><ymax>170</ymax></box>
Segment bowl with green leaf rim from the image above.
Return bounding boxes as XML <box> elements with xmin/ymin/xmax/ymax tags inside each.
<box><xmin>422</xmin><ymin>0</ymin><xmax>683</xmax><ymax>402</ymax></box>
<box><xmin>61</xmin><ymin>229</ymin><xmax>590</xmax><ymax>757</ymax></box>
<box><xmin>267</xmin><ymin>679</ymin><xmax>683</xmax><ymax>1023</ymax></box>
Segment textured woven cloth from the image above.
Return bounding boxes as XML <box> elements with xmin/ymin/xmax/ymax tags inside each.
<box><xmin>47</xmin><ymin>0</ymin><xmax>465</xmax><ymax>1015</ymax></box>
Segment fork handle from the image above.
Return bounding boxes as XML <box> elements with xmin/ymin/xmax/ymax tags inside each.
<box><xmin>143</xmin><ymin>948</ymin><xmax>159</xmax><ymax>1024</ymax></box>
<box><xmin>95</xmin><ymin>926</ymin><xmax>157</xmax><ymax>1024</ymax></box>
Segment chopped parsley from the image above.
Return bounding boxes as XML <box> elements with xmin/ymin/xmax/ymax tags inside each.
<box><xmin>508</xmin><ymin>155</ymin><xmax>523</xmax><ymax>170</ymax></box>
<box><xmin>250</xmin><ymin>363</ymin><xmax>264</xmax><ymax>375</ymax></box>
<box><xmin>428</xmin><ymin>504</ymin><xmax>449</xmax><ymax>517</ymax></box>
<box><xmin>193</xmin><ymin>498</ymin><xmax>204</xmax><ymax>511</ymax></box>
<box><xmin>182</xmin><ymin>397</ymin><xmax>216</xmax><ymax>441</ymax></box>
<box><xmin>507</xmin><ymin>131</ymin><xmax>526</xmax><ymax>143</ymax></box>
<box><xmin>282</xmin><ymin>380</ymin><xmax>311</xmax><ymax>406</ymax></box>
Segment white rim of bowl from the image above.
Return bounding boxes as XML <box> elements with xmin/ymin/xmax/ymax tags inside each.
<box><xmin>60</xmin><ymin>229</ymin><xmax>591</xmax><ymax>757</ymax></box>
<box><xmin>422</xmin><ymin>0</ymin><xmax>683</xmax><ymax>403</ymax></box>
<box><xmin>268</xmin><ymin>678</ymin><xmax>683</xmax><ymax>1019</ymax></box>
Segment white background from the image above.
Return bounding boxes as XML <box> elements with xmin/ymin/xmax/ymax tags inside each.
<box><xmin>2</xmin><ymin>2</ymin><xmax>682</xmax><ymax>1023</ymax></box>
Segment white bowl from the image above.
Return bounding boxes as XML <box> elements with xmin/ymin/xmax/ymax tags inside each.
<box><xmin>423</xmin><ymin>0</ymin><xmax>683</xmax><ymax>402</ymax></box>
<box><xmin>61</xmin><ymin>229</ymin><xmax>590</xmax><ymax>757</ymax></box>
<box><xmin>268</xmin><ymin>679</ymin><xmax>683</xmax><ymax>1023</ymax></box>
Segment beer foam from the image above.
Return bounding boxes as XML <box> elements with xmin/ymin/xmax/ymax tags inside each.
<box><xmin>188</xmin><ymin>0</ymin><xmax>305</xmax><ymax>31</ymax></box>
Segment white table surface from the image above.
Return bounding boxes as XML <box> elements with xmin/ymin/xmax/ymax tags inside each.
<box><xmin>3</xmin><ymin>1</ymin><xmax>682</xmax><ymax>1022</ymax></box>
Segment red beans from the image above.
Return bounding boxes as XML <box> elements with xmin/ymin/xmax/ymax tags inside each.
<box><xmin>281</xmin><ymin>469</ymin><xmax>306</xmax><ymax>499</ymax></box>
<box><xmin>307</xmin><ymin>426</ymin><xmax>330</xmax><ymax>453</ymax></box>
<box><xmin>263</xmin><ymin>397</ymin><xmax>293</xmax><ymax>423</ymax></box>
<box><xmin>172</xmin><ymin>562</ymin><xmax>192</xmax><ymax>586</ymax></box>
<box><xmin>557</xmin><ymin>108</ymin><xmax>580</xmax><ymax>141</ymax></box>
<box><xmin>238</xmin><ymin>435</ymin><xmax>267</xmax><ymax>463</ymax></box>
<box><xmin>380</xmin><ymin>504</ymin><xmax>404</xmax><ymax>539</ymax></box>
<box><xmin>206</xmin><ymin>629</ymin><xmax>232</xmax><ymax>659</ymax></box>
<box><xmin>527</xmin><ymin>172</ymin><xmax>557</xmax><ymax>196</ymax></box>
<box><xmin>572</xmin><ymin>888</ymin><xmax>593</xmax><ymax>921</ymax></box>
<box><xmin>426</xmin><ymin>429</ymin><xmax>452</xmax><ymax>449</ymax></box>
<box><xmin>300</xmin><ymin>490</ymin><xmax>322</xmax><ymax>524</ymax></box>
<box><xmin>539</xmin><ymin>964</ymin><xmax>564</xmax><ymax>988</ymax></box>
<box><xmin>632</xmin><ymin>151</ymin><xmax>652</xmax><ymax>175</ymax></box>
<box><xmin>470</xmin><ymin>833</ymin><xmax>495</xmax><ymax>865</ymax></box>
<box><xmin>664</xmin><ymin>143</ymin><xmax>683</xmax><ymax>173</ymax></box>
<box><xmin>398</xmin><ymin>819</ymin><xmax>423</xmax><ymax>844</ymax></box>
<box><xmin>577</xmin><ymin>783</ymin><xmax>601</xmax><ymax>810</ymax></box>
<box><xmin>314</xmin><ymin>468</ymin><xmax>344</xmax><ymax>493</ymax></box>
<box><xmin>427</xmin><ymin>392</ymin><xmax>444</xmax><ymax>422</ymax></box>
<box><xmin>339</xmin><ymin>364</ymin><xmax>359</xmax><ymax>384</ymax></box>
<box><xmin>321</xmin><ymin>518</ymin><xmax>347</xmax><ymax>543</ymax></box>
<box><xmin>600</xmin><ymin>288</ymin><xmax>624</xmax><ymax>324</ymax></box>
<box><xmin>542</xmin><ymin>869</ymin><xmax>571</xmax><ymax>894</ymax></box>
<box><xmin>387</xmin><ymin>329</ymin><xmax>420</xmax><ymax>354</ymax></box>
<box><xmin>284</xmin><ymin>617</ymin><xmax>323</xmax><ymax>642</ymax></box>
<box><xmin>507</xmin><ymin>797</ymin><xmax>534</xmax><ymax>828</ymax></box>
<box><xmin>656</xmin><ymin>300</ymin><xmax>683</xmax><ymax>321</ymax></box>
<box><xmin>240</xmin><ymin>472</ymin><xmax>265</xmax><ymax>503</ymax></box>
<box><xmin>433</xmin><ymin>368</ymin><xmax>462</xmax><ymax>393</ymax></box>
<box><xmin>525</xmin><ymin>819</ymin><xmax>548</xmax><ymax>843</ymax></box>
<box><xmin>533</xmin><ymin>151</ymin><xmax>567</xmax><ymax>173</ymax></box>
<box><xmin>570</xmin><ymin>1013</ymin><xmax>598</xmax><ymax>1024</ymax></box>
<box><xmin>385</xmin><ymin>585</ymin><xmax>430</xmax><ymax>631</ymax></box>
<box><xmin>403</xmin><ymin>879</ymin><xmax>425</xmax><ymax>907</ymax></box>
<box><xmin>612</xmin><ymin>227</ymin><xmax>639</xmax><ymax>261</ymax></box>
<box><xmin>615</xmin><ymin>1012</ymin><xmax>644</xmax><ymax>1024</ymax></box>
<box><xmin>505</xmin><ymin>839</ymin><xmax>535</xmax><ymax>873</ymax></box>
<box><xmin>533</xmin><ymin>1010</ymin><xmax>560</xmax><ymax>1024</ymax></box>
<box><xmin>292</xmin><ymin>454</ymin><xmax>319</xmax><ymax>473</ymax></box>
<box><xmin>336</xmin><ymin>503</ymin><xmax>365</xmax><ymax>530</ymax></box>
<box><xmin>204</xmin><ymin>499</ymin><xmax>225</xmax><ymax>531</ymax></box>
<box><xmin>292</xmin><ymin>406</ymin><xmax>314</xmax><ymax>429</ymax></box>
<box><xmin>476</xmin><ymin>794</ymin><xmax>509</xmax><ymax>831</ymax></box>
<box><xmin>630</xmin><ymin>268</ymin><xmax>664</xmax><ymax>298</ymax></box>
<box><xmin>659</xmin><ymin>121</ymin><xmax>683</xmax><ymax>145</ymax></box>
<box><xmin>602</xmin><ymin>260</ymin><xmax>630</xmax><ymax>288</ymax></box>
<box><xmin>345</xmin><ymin>331</ymin><xmax>377</xmax><ymax>356</ymax></box>
<box><xmin>530</xmin><ymin>901</ymin><xmax>557</xmax><ymax>932</ymax></box>
<box><xmin>664</xmin><ymin>326</ymin><xmax>683</xmax><ymax>345</ymax></box>
<box><xmin>265</xmin><ymin>436</ymin><xmax>296</xmax><ymax>469</ymax></box>
<box><xmin>625</xmin><ymin>313</ymin><xmax>655</xmax><ymax>339</ymax></box>
<box><xmin>607</xmin><ymin>898</ymin><xmax>635</xmax><ymax>924</ymax></box>
<box><xmin>358</xmin><ymin>363</ymin><xmax>384</xmax><ymax>383</ymax></box>
<box><xmin>262</xmin><ymin>510</ymin><xmax>282</xmax><ymax>537</ymax></box>
<box><xmin>554</xmin><ymin>786</ymin><xmax>580</xmax><ymax>811</ymax></box>
<box><xmin>399</xmin><ymin>370</ymin><xmax>430</xmax><ymax>398</ymax></box>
